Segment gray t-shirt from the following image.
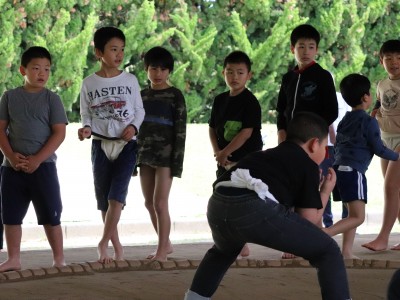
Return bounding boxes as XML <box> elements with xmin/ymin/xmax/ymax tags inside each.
<box><xmin>0</xmin><ymin>87</ymin><xmax>68</xmax><ymax>166</ymax></box>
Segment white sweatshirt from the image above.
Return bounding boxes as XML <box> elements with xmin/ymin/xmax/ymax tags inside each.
<box><xmin>80</xmin><ymin>71</ymin><xmax>145</xmax><ymax>140</ymax></box>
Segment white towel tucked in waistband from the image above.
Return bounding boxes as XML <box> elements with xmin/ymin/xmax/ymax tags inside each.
<box><xmin>215</xmin><ymin>168</ymin><xmax>278</xmax><ymax>203</ymax></box>
<box><xmin>101</xmin><ymin>139</ymin><xmax>127</xmax><ymax>161</ymax></box>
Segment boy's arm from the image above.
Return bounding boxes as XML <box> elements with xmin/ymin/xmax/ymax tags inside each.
<box><xmin>276</xmin><ymin>80</ymin><xmax>288</xmax><ymax>142</ymax></box>
<box><xmin>368</xmin><ymin>118</ymin><xmax>399</xmax><ymax>161</ymax></box>
<box><xmin>215</xmin><ymin>128</ymin><xmax>253</xmax><ymax>166</ymax></box>
<box><xmin>321</xmin><ymin>72</ymin><xmax>338</xmax><ymax>126</ymax></box>
<box><xmin>295</xmin><ymin>167</ymin><xmax>336</xmax><ymax>226</ymax></box>
<box><xmin>0</xmin><ymin>120</ymin><xmax>28</xmax><ymax>170</ymax></box>
<box><xmin>24</xmin><ymin>123</ymin><xmax>66</xmax><ymax>173</ymax></box>
<box><xmin>171</xmin><ymin>90</ymin><xmax>187</xmax><ymax>177</ymax></box>
<box><xmin>209</xmin><ymin>126</ymin><xmax>220</xmax><ymax>156</ymax></box>
<box><xmin>277</xmin><ymin>129</ymin><xmax>286</xmax><ymax>144</ymax></box>
<box><xmin>371</xmin><ymin>99</ymin><xmax>381</xmax><ymax>118</ymax></box>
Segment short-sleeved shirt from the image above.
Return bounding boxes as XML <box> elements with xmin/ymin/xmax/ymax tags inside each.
<box><xmin>137</xmin><ymin>87</ymin><xmax>187</xmax><ymax>178</ymax></box>
<box><xmin>215</xmin><ymin>141</ymin><xmax>322</xmax><ymax>209</ymax></box>
<box><xmin>0</xmin><ymin>87</ymin><xmax>68</xmax><ymax>166</ymax></box>
<box><xmin>208</xmin><ymin>88</ymin><xmax>263</xmax><ymax>162</ymax></box>
<box><xmin>375</xmin><ymin>77</ymin><xmax>400</xmax><ymax>134</ymax></box>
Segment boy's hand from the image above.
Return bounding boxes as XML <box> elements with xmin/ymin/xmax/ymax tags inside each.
<box><xmin>320</xmin><ymin>167</ymin><xmax>336</xmax><ymax>195</ymax></box>
<box><xmin>121</xmin><ymin>125</ymin><xmax>136</xmax><ymax>142</ymax></box>
<box><xmin>78</xmin><ymin>127</ymin><xmax>92</xmax><ymax>141</ymax></box>
<box><xmin>21</xmin><ymin>155</ymin><xmax>41</xmax><ymax>174</ymax></box>
<box><xmin>214</xmin><ymin>150</ymin><xmax>232</xmax><ymax>167</ymax></box>
<box><xmin>10</xmin><ymin>152</ymin><xmax>28</xmax><ymax>171</ymax></box>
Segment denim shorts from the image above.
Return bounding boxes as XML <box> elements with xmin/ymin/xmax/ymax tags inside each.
<box><xmin>334</xmin><ymin>165</ymin><xmax>367</xmax><ymax>203</ymax></box>
<box><xmin>92</xmin><ymin>139</ymin><xmax>137</xmax><ymax>211</ymax></box>
<box><xmin>1</xmin><ymin>163</ymin><xmax>62</xmax><ymax>225</ymax></box>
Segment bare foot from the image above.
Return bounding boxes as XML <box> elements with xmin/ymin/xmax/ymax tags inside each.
<box><xmin>361</xmin><ymin>240</ymin><xmax>388</xmax><ymax>252</ymax></box>
<box><xmin>281</xmin><ymin>252</ymin><xmax>297</xmax><ymax>259</ymax></box>
<box><xmin>97</xmin><ymin>242</ymin><xmax>113</xmax><ymax>264</ymax></box>
<box><xmin>150</xmin><ymin>254</ymin><xmax>168</xmax><ymax>262</ymax></box>
<box><xmin>147</xmin><ymin>242</ymin><xmax>173</xmax><ymax>260</ymax></box>
<box><xmin>342</xmin><ymin>254</ymin><xmax>360</xmax><ymax>259</ymax></box>
<box><xmin>53</xmin><ymin>261</ymin><xmax>66</xmax><ymax>268</ymax></box>
<box><xmin>239</xmin><ymin>244</ymin><xmax>250</xmax><ymax>257</ymax></box>
<box><xmin>0</xmin><ymin>259</ymin><xmax>21</xmax><ymax>272</ymax></box>
<box><xmin>390</xmin><ymin>243</ymin><xmax>400</xmax><ymax>250</ymax></box>
<box><xmin>114</xmin><ymin>244</ymin><xmax>124</xmax><ymax>260</ymax></box>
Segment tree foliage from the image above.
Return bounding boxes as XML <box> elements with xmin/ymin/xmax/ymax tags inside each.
<box><xmin>1</xmin><ymin>0</ymin><xmax>399</xmax><ymax>123</ymax></box>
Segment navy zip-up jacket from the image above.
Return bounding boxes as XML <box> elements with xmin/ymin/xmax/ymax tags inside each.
<box><xmin>276</xmin><ymin>62</ymin><xmax>338</xmax><ymax>130</ymax></box>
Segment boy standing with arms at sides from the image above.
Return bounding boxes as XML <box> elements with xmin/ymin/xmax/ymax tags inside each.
<box><xmin>78</xmin><ymin>27</ymin><xmax>145</xmax><ymax>264</ymax></box>
<box><xmin>184</xmin><ymin>112</ymin><xmax>351</xmax><ymax>300</ymax></box>
<box><xmin>363</xmin><ymin>40</ymin><xmax>400</xmax><ymax>251</ymax></box>
<box><xmin>276</xmin><ymin>24</ymin><xmax>338</xmax><ymax>144</ymax></box>
<box><xmin>0</xmin><ymin>46</ymin><xmax>68</xmax><ymax>271</ymax></box>
<box><xmin>324</xmin><ymin>74</ymin><xmax>399</xmax><ymax>259</ymax></box>
<box><xmin>208</xmin><ymin>50</ymin><xmax>263</xmax><ymax>257</ymax></box>
<box><xmin>136</xmin><ymin>46</ymin><xmax>187</xmax><ymax>262</ymax></box>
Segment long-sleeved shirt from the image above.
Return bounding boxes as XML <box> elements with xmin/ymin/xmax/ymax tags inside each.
<box><xmin>80</xmin><ymin>71</ymin><xmax>145</xmax><ymax>140</ymax></box>
<box><xmin>334</xmin><ymin>110</ymin><xmax>399</xmax><ymax>173</ymax></box>
<box><xmin>276</xmin><ymin>62</ymin><xmax>338</xmax><ymax>130</ymax></box>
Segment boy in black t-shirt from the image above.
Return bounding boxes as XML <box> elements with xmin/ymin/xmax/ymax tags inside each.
<box><xmin>185</xmin><ymin>112</ymin><xmax>350</xmax><ymax>300</ymax></box>
<box><xmin>209</xmin><ymin>50</ymin><xmax>263</xmax><ymax>178</ymax></box>
<box><xmin>208</xmin><ymin>50</ymin><xmax>262</xmax><ymax>257</ymax></box>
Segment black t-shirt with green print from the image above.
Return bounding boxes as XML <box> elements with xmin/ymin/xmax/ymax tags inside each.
<box><xmin>209</xmin><ymin>88</ymin><xmax>263</xmax><ymax>162</ymax></box>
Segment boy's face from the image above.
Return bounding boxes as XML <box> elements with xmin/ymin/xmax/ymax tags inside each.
<box><xmin>19</xmin><ymin>58</ymin><xmax>51</xmax><ymax>92</ymax></box>
<box><xmin>380</xmin><ymin>52</ymin><xmax>400</xmax><ymax>80</ymax></box>
<box><xmin>146</xmin><ymin>65</ymin><xmax>170</xmax><ymax>90</ymax></box>
<box><xmin>223</xmin><ymin>63</ymin><xmax>251</xmax><ymax>96</ymax></box>
<box><xmin>310</xmin><ymin>136</ymin><xmax>328</xmax><ymax>166</ymax></box>
<box><xmin>96</xmin><ymin>37</ymin><xmax>125</xmax><ymax>69</ymax></box>
<box><xmin>363</xmin><ymin>91</ymin><xmax>373</xmax><ymax>109</ymax></box>
<box><xmin>291</xmin><ymin>38</ymin><xmax>318</xmax><ymax>70</ymax></box>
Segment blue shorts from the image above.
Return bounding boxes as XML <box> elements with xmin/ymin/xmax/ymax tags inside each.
<box><xmin>1</xmin><ymin>163</ymin><xmax>62</xmax><ymax>225</ymax></box>
<box><xmin>334</xmin><ymin>165</ymin><xmax>367</xmax><ymax>203</ymax></box>
<box><xmin>92</xmin><ymin>139</ymin><xmax>137</xmax><ymax>211</ymax></box>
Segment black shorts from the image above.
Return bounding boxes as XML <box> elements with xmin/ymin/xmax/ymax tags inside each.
<box><xmin>1</xmin><ymin>163</ymin><xmax>62</xmax><ymax>225</ymax></box>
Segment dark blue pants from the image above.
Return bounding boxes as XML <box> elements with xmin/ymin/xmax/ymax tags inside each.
<box><xmin>189</xmin><ymin>188</ymin><xmax>350</xmax><ymax>300</ymax></box>
<box><xmin>388</xmin><ymin>269</ymin><xmax>400</xmax><ymax>300</ymax></box>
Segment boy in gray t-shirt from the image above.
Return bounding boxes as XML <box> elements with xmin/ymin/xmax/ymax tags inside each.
<box><xmin>0</xmin><ymin>46</ymin><xmax>68</xmax><ymax>272</ymax></box>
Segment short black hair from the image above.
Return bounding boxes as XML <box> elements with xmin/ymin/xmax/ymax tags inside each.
<box><xmin>94</xmin><ymin>27</ymin><xmax>125</xmax><ymax>52</ymax></box>
<box><xmin>21</xmin><ymin>46</ymin><xmax>51</xmax><ymax>67</ymax></box>
<box><xmin>339</xmin><ymin>73</ymin><xmax>370</xmax><ymax>107</ymax></box>
<box><xmin>379</xmin><ymin>39</ymin><xmax>400</xmax><ymax>58</ymax></box>
<box><xmin>286</xmin><ymin>112</ymin><xmax>328</xmax><ymax>144</ymax></box>
<box><xmin>290</xmin><ymin>24</ymin><xmax>320</xmax><ymax>47</ymax></box>
<box><xmin>223</xmin><ymin>51</ymin><xmax>251</xmax><ymax>72</ymax></box>
<box><xmin>144</xmin><ymin>46</ymin><xmax>174</xmax><ymax>72</ymax></box>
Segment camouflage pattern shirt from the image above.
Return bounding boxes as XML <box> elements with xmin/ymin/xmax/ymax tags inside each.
<box><xmin>137</xmin><ymin>87</ymin><xmax>187</xmax><ymax>177</ymax></box>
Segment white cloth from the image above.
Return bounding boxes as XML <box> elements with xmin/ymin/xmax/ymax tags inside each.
<box><xmin>215</xmin><ymin>168</ymin><xmax>278</xmax><ymax>203</ymax></box>
<box><xmin>100</xmin><ymin>139</ymin><xmax>127</xmax><ymax>161</ymax></box>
